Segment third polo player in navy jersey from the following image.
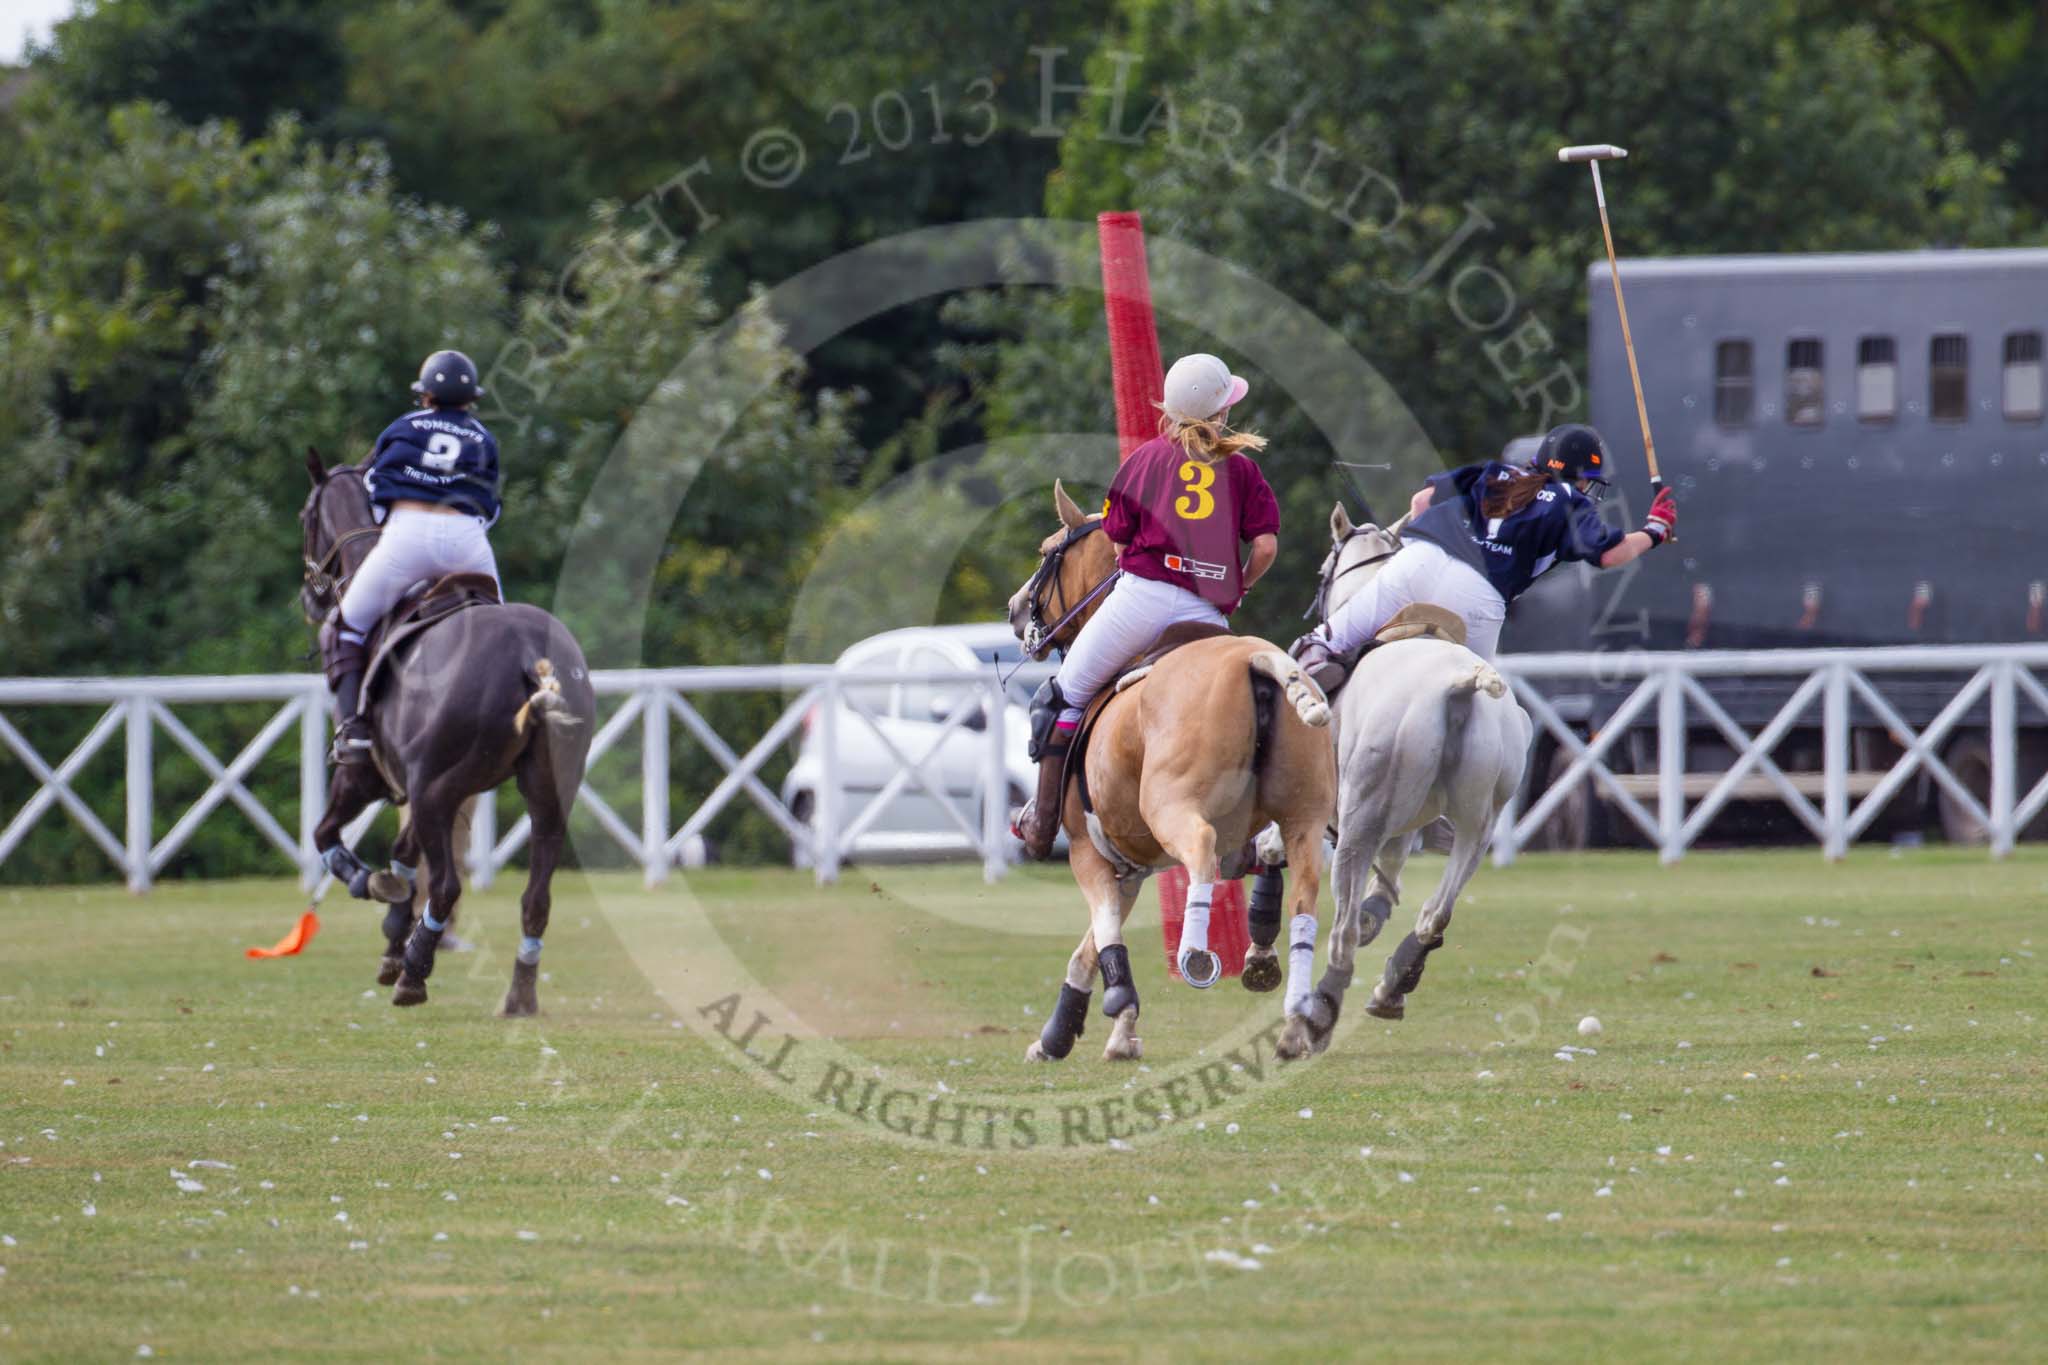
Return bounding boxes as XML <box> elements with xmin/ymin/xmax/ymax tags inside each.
<box><xmin>323</xmin><ymin>349</ymin><xmax>505</xmax><ymax>763</ymax></box>
<box><xmin>1291</xmin><ymin>423</ymin><xmax>1677</xmax><ymax>693</ymax></box>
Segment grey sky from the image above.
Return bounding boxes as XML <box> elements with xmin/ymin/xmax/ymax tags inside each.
<box><xmin>0</xmin><ymin>0</ymin><xmax>73</xmax><ymax>65</ymax></box>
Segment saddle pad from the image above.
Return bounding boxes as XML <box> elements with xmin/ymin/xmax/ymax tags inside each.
<box><xmin>1374</xmin><ymin>602</ymin><xmax>1466</xmax><ymax>647</ymax></box>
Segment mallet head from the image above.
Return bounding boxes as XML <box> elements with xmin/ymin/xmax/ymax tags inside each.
<box><xmin>1558</xmin><ymin>144</ymin><xmax>1628</xmax><ymax>162</ymax></box>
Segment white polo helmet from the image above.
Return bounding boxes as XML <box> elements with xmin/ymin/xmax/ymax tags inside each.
<box><xmin>1160</xmin><ymin>353</ymin><xmax>1249</xmax><ymax>423</ymax></box>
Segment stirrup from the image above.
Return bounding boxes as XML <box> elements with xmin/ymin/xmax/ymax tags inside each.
<box><xmin>330</xmin><ymin>721</ymin><xmax>373</xmax><ymax>766</ymax></box>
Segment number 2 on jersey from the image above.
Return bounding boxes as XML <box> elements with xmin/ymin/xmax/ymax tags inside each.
<box><xmin>1174</xmin><ymin>459</ymin><xmax>1215</xmax><ymax>520</ymax></box>
<box><xmin>422</xmin><ymin>432</ymin><xmax>464</xmax><ymax>472</ymax></box>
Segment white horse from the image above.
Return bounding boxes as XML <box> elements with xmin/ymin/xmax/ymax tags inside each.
<box><xmin>1277</xmin><ymin>505</ymin><xmax>1532</xmax><ymax>1059</ymax></box>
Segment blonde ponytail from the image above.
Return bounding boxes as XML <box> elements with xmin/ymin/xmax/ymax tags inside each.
<box><xmin>1157</xmin><ymin>410</ymin><xmax>1268</xmax><ymax>464</ymax></box>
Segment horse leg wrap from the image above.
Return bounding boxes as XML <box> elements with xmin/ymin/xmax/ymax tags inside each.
<box><xmin>517</xmin><ymin>936</ymin><xmax>544</xmax><ymax>967</ymax></box>
<box><xmin>1358</xmin><ymin>893</ymin><xmax>1394</xmax><ymax>949</ymax></box>
<box><xmin>1176</xmin><ymin>882</ymin><xmax>1220</xmax><ymax>988</ymax></box>
<box><xmin>1248</xmin><ymin>865</ymin><xmax>1285</xmax><ymax>948</ymax></box>
<box><xmin>1098</xmin><ymin>943</ymin><xmax>1138</xmax><ymax>1021</ymax></box>
<box><xmin>403</xmin><ymin>910</ymin><xmax>446</xmax><ymax>983</ymax></box>
<box><xmin>1284</xmin><ymin>914</ymin><xmax>1318</xmax><ymax>1016</ymax></box>
<box><xmin>1037</xmin><ymin>983</ymin><xmax>1091</xmax><ymax>1060</ymax></box>
<box><xmin>380</xmin><ymin>902</ymin><xmax>413</xmax><ymax>951</ymax></box>
<box><xmin>321</xmin><ymin>844</ymin><xmax>374</xmax><ymax>900</ymax></box>
<box><xmin>1382</xmin><ymin>931</ymin><xmax>1443</xmax><ymax>999</ymax></box>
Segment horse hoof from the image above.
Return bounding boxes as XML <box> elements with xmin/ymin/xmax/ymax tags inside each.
<box><xmin>1025</xmin><ymin>1041</ymin><xmax>1055</xmax><ymax>1063</ymax></box>
<box><xmin>1364</xmin><ymin>996</ymin><xmax>1405</xmax><ymax>1021</ymax></box>
<box><xmin>365</xmin><ymin>870</ymin><xmax>413</xmax><ymax>904</ymax></box>
<box><xmin>1240</xmin><ymin>950</ymin><xmax>1282</xmax><ymax>994</ymax></box>
<box><xmin>391</xmin><ymin>975</ymin><xmax>429</xmax><ymax>1007</ymax></box>
<box><xmin>376</xmin><ymin>956</ymin><xmax>402</xmax><ymax>987</ymax></box>
<box><xmin>1276</xmin><ymin>1019</ymin><xmax>1315</xmax><ymax>1061</ymax></box>
<box><xmin>1177</xmin><ymin>947</ymin><xmax>1221</xmax><ymax>990</ymax></box>
<box><xmin>1102</xmin><ymin>1038</ymin><xmax>1143</xmax><ymax>1062</ymax></box>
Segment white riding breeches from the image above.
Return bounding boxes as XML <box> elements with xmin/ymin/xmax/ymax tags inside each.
<box><xmin>1054</xmin><ymin>573</ymin><xmax>1229</xmax><ymax>723</ymax></box>
<box><xmin>337</xmin><ymin>506</ymin><xmax>500</xmax><ymax>641</ymax></box>
<box><xmin>1320</xmin><ymin>537</ymin><xmax>1507</xmax><ymax>661</ymax></box>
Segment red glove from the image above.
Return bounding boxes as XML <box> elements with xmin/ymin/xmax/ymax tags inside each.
<box><xmin>1642</xmin><ymin>487</ymin><xmax>1677</xmax><ymax>546</ymax></box>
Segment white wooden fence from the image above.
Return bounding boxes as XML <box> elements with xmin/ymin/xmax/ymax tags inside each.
<box><xmin>3</xmin><ymin>644</ymin><xmax>2045</xmax><ymax>891</ymax></box>
<box><xmin>1492</xmin><ymin>643</ymin><xmax>2048</xmax><ymax>864</ymax></box>
<box><xmin>0</xmin><ymin>667</ymin><xmax>1026</xmax><ymax>892</ymax></box>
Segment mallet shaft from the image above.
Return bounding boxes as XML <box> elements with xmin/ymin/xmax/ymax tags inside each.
<box><xmin>1585</xmin><ymin>159</ymin><xmax>1662</xmax><ymax>492</ymax></box>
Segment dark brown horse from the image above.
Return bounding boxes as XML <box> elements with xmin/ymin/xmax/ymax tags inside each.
<box><xmin>300</xmin><ymin>451</ymin><xmax>594</xmax><ymax>1014</ymax></box>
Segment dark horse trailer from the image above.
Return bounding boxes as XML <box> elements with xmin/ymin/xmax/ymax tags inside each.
<box><xmin>1504</xmin><ymin>247</ymin><xmax>2048</xmax><ymax>848</ymax></box>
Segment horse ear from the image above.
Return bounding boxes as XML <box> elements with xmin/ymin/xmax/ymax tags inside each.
<box><xmin>1330</xmin><ymin>502</ymin><xmax>1354</xmax><ymax>542</ymax></box>
<box><xmin>1053</xmin><ymin>479</ymin><xmax>1087</xmax><ymax>530</ymax></box>
<box><xmin>305</xmin><ymin>447</ymin><xmax>327</xmax><ymax>486</ymax></box>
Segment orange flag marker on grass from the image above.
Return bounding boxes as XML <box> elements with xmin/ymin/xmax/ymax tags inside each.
<box><xmin>246</xmin><ymin>910</ymin><xmax>320</xmax><ymax>959</ymax></box>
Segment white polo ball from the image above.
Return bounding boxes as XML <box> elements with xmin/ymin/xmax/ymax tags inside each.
<box><xmin>1577</xmin><ymin>1015</ymin><xmax>1603</xmax><ymax>1037</ymax></box>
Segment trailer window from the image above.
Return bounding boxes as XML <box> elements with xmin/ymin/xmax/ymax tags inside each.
<box><xmin>1930</xmin><ymin>334</ymin><xmax>1969</xmax><ymax>422</ymax></box>
<box><xmin>1856</xmin><ymin>336</ymin><xmax>1896</xmax><ymax>422</ymax></box>
<box><xmin>2004</xmin><ymin>331</ymin><xmax>2043</xmax><ymax>421</ymax></box>
<box><xmin>1714</xmin><ymin>340</ymin><xmax>1752</xmax><ymax>427</ymax></box>
<box><xmin>1785</xmin><ymin>338</ymin><xmax>1824</xmax><ymax>426</ymax></box>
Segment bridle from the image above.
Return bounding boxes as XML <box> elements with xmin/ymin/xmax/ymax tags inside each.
<box><xmin>1304</xmin><ymin>527</ymin><xmax>1401</xmax><ymax>625</ymax></box>
<box><xmin>300</xmin><ymin>466</ymin><xmax>382</xmax><ymax>623</ymax></box>
<box><xmin>1021</xmin><ymin>520</ymin><xmax>1122</xmax><ymax>661</ymax></box>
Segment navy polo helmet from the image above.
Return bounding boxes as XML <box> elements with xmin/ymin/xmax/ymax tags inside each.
<box><xmin>1533</xmin><ymin>423</ymin><xmax>1609</xmax><ymax>484</ymax></box>
<box><xmin>411</xmin><ymin>349</ymin><xmax>484</xmax><ymax>406</ymax></box>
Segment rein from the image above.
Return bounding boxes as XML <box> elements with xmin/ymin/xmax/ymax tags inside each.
<box><xmin>1305</xmin><ymin>528</ymin><xmax>1400</xmax><ymax>623</ymax></box>
<box><xmin>1022</xmin><ymin>520</ymin><xmax>1120</xmax><ymax>661</ymax></box>
<box><xmin>301</xmin><ymin>468</ymin><xmax>383</xmax><ymax>620</ymax></box>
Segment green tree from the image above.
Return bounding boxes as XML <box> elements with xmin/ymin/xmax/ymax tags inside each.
<box><xmin>976</xmin><ymin>0</ymin><xmax>2026</xmax><ymax>648</ymax></box>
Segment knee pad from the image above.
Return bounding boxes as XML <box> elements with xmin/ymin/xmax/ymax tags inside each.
<box><xmin>1027</xmin><ymin>678</ymin><xmax>1069</xmax><ymax>760</ymax></box>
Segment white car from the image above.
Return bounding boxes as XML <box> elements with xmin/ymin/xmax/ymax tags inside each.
<box><xmin>781</xmin><ymin>624</ymin><xmax>1056</xmax><ymax>864</ymax></box>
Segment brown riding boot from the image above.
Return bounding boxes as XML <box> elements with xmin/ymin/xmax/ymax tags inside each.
<box><xmin>1289</xmin><ymin>631</ymin><xmax>1350</xmax><ymax>699</ymax></box>
<box><xmin>1012</xmin><ymin>731</ymin><xmax>1072</xmax><ymax>861</ymax></box>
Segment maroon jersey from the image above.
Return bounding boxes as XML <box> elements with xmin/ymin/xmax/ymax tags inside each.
<box><xmin>1102</xmin><ymin>435</ymin><xmax>1281</xmax><ymax>614</ymax></box>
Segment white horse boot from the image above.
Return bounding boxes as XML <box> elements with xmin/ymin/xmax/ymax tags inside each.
<box><xmin>1176</xmin><ymin>880</ymin><xmax>1222</xmax><ymax>988</ymax></box>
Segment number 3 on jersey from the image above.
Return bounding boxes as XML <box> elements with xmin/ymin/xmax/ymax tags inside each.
<box><xmin>422</xmin><ymin>432</ymin><xmax>464</xmax><ymax>472</ymax></box>
<box><xmin>1174</xmin><ymin>459</ymin><xmax>1216</xmax><ymax>520</ymax></box>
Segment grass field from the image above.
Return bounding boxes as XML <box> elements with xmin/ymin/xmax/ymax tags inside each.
<box><xmin>2</xmin><ymin>848</ymin><xmax>2044</xmax><ymax>1362</ymax></box>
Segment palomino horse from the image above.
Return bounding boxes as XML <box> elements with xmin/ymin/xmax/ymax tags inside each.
<box><xmin>1007</xmin><ymin>482</ymin><xmax>1336</xmax><ymax>1063</ymax></box>
<box><xmin>1276</xmin><ymin>505</ymin><xmax>1531</xmax><ymax>1059</ymax></box>
<box><xmin>299</xmin><ymin>451</ymin><xmax>595</xmax><ymax>1014</ymax></box>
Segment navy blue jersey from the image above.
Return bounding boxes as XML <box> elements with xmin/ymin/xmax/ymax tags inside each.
<box><xmin>364</xmin><ymin>408</ymin><xmax>501</xmax><ymax>524</ymax></box>
<box><xmin>1405</xmin><ymin>460</ymin><xmax>1624</xmax><ymax>603</ymax></box>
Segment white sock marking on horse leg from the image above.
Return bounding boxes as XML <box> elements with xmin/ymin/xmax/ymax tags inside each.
<box><xmin>1178</xmin><ymin>881</ymin><xmax>1213</xmax><ymax>958</ymax></box>
<box><xmin>1089</xmin><ymin>894</ymin><xmax>1123</xmax><ymax>951</ymax></box>
<box><xmin>1285</xmin><ymin>913</ymin><xmax>1318</xmax><ymax>1016</ymax></box>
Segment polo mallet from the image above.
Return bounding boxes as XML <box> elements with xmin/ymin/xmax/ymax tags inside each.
<box><xmin>1558</xmin><ymin>144</ymin><xmax>1662</xmax><ymax>498</ymax></box>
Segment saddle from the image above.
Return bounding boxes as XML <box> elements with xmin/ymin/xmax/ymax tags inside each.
<box><xmin>1373</xmin><ymin>602</ymin><xmax>1466</xmax><ymax>648</ymax></box>
<box><xmin>358</xmin><ymin>572</ymin><xmax>504</xmax><ymax>707</ymax></box>
<box><xmin>1329</xmin><ymin>603</ymin><xmax>1468</xmax><ymax>680</ymax></box>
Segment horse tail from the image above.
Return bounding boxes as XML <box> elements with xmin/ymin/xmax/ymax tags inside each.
<box><xmin>1249</xmin><ymin>649</ymin><xmax>1330</xmax><ymax>729</ymax></box>
<box><xmin>1447</xmin><ymin>660</ymin><xmax>1508</xmax><ymax>700</ymax></box>
<box><xmin>513</xmin><ymin>658</ymin><xmax>582</xmax><ymax>735</ymax></box>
